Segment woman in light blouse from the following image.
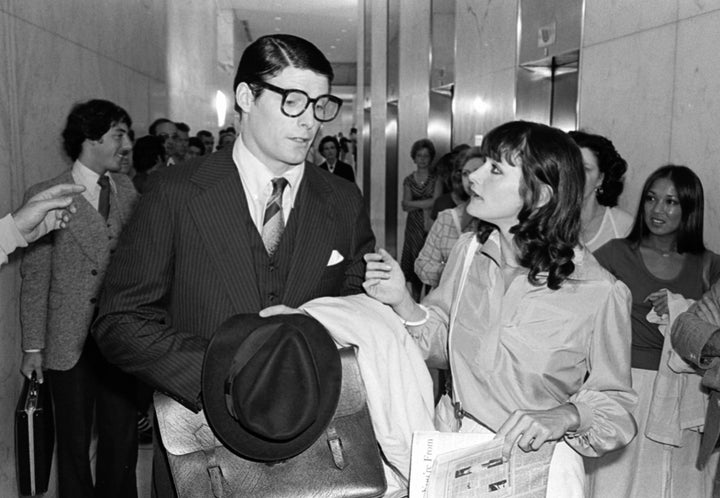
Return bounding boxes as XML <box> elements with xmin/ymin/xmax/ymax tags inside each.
<box><xmin>364</xmin><ymin>121</ymin><xmax>637</xmax><ymax>496</ymax></box>
<box><xmin>414</xmin><ymin>152</ymin><xmax>480</xmax><ymax>288</ymax></box>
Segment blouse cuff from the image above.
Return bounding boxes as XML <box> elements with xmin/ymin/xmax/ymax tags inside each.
<box><xmin>567</xmin><ymin>400</ymin><xmax>593</xmax><ymax>435</ymax></box>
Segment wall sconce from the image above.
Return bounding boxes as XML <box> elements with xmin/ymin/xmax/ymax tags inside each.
<box><xmin>473</xmin><ymin>96</ymin><xmax>490</xmax><ymax>114</ymax></box>
<box><xmin>215</xmin><ymin>90</ymin><xmax>228</xmax><ymax>127</ymax></box>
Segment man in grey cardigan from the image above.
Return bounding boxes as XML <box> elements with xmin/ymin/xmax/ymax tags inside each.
<box><xmin>19</xmin><ymin>99</ymin><xmax>139</xmax><ymax>498</ymax></box>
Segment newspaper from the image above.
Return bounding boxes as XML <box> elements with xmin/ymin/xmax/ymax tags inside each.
<box><xmin>409</xmin><ymin>431</ymin><xmax>554</xmax><ymax>498</ymax></box>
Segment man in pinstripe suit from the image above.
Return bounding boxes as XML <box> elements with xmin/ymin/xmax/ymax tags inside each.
<box><xmin>93</xmin><ymin>34</ymin><xmax>375</xmax><ymax>496</ymax></box>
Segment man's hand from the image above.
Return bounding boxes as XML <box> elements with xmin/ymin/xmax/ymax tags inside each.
<box><xmin>20</xmin><ymin>351</ymin><xmax>44</xmax><ymax>383</ymax></box>
<box><xmin>494</xmin><ymin>404</ymin><xmax>580</xmax><ymax>459</ymax></box>
<box><xmin>259</xmin><ymin>305</ymin><xmax>306</xmax><ymax>317</ymax></box>
<box><xmin>13</xmin><ymin>184</ymin><xmax>85</xmax><ymax>243</ymax></box>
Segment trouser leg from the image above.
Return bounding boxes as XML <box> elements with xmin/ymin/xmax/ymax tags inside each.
<box><xmin>46</xmin><ymin>347</ymin><xmax>97</xmax><ymax>498</ymax></box>
<box><xmin>90</xmin><ymin>336</ymin><xmax>139</xmax><ymax>498</ymax></box>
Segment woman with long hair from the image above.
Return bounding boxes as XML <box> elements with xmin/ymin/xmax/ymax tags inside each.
<box><xmin>590</xmin><ymin>165</ymin><xmax>720</xmax><ymax>497</ymax></box>
<box><xmin>364</xmin><ymin>121</ymin><xmax>637</xmax><ymax>496</ymax></box>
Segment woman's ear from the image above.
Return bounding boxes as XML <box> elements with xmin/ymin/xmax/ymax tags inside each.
<box><xmin>235</xmin><ymin>82</ymin><xmax>254</xmax><ymax>113</ymax></box>
<box><xmin>536</xmin><ymin>184</ymin><xmax>554</xmax><ymax>208</ymax></box>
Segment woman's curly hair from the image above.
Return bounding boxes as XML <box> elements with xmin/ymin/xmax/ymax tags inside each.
<box><xmin>568</xmin><ymin>130</ymin><xmax>627</xmax><ymax>207</ymax></box>
<box><xmin>469</xmin><ymin>121</ymin><xmax>584</xmax><ymax>289</ymax></box>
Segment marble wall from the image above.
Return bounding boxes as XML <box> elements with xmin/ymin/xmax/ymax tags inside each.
<box><xmin>581</xmin><ymin>0</ymin><xmax>720</xmax><ymax>251</ymax></box>
<box><xmin>166</xmin><ymin>0</ymin><xmax>226</xmax><ymax>133</ymax></box>
<box><xmin>453</xmin><ymin>0</ymin><xmax>518</xmax><ymax>144</ymax></box>
<box><xmin>452</xmin><ymin>0</ymin><xmax>720</xmax><ymax>251</ymax></box>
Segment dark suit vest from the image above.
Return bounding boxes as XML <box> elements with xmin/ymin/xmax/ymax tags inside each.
<box><xmin>244</xmin><ymin>203</ymin><xmax>299</xmax><ymax>309</ymax></box>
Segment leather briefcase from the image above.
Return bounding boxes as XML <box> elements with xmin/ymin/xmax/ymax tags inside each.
<box><xmin>15</xmin><ymin>373</ymin><xmax>54</xmax><ymax>496</ymax></box>
<box><xmin>155</xmin><ymin>347</ymin><xmax>387</xmax><ymax>497</ymax></box>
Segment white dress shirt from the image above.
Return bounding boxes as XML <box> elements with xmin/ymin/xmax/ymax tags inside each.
<box><xmin>72</xmin><ymin>160</ymin><xmax>115</xmax><ymax>212</ymax></box>
<box><xmin>231</xmin><ymin>134</ymin><xmax>304</xmax><ymax>233</ymax></box>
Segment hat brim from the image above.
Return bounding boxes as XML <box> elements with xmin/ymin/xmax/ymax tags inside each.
<box><xmin>202</xmin><ymin>313</ymin><xmax>341</xmax><ymax>462</ymax></box>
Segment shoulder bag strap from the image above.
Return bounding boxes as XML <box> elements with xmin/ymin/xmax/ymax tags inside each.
<box><xmin>447</xmin><ymin>236</ymin><xmax>480</xmax><ymax>424</ymax></box>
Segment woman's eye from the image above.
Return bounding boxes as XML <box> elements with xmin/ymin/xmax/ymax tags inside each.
<box><xmin>490</xmin><ymin>164</ymin><xmax>501</xmax><ymax>174</ymax></box>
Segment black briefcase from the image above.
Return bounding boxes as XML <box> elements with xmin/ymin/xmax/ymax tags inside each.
<box><xmin>15</xmin><ymin>373</ymin><xmax>54</xmax><ymax>496</ymax></box>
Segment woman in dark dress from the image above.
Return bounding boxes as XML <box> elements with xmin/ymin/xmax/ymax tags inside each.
<box><xmin>400</xmin><ymin>138</ymin><xmax>442</xmax><ymax>300</ymax></box>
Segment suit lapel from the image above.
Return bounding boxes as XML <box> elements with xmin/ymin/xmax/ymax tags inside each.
<box><xmin>56</xmin><ymin>171</ymin><xmax>107</xmax><ymax>265</ymax></box>
<box><xmin>283</xmin><ymin>165</ymin><xmax>335</xmax><ymax>305</ymax></box>
<box><xmin>188</xmin><ymin>150</ymin><xmax>262</xmax><ymax>312</ymax></box>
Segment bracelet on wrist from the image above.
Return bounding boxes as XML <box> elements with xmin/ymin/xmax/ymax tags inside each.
<box><xmin>401</xmin><ymin>304</ymin><xmax>430</xmax><ymax>327</ymax></box>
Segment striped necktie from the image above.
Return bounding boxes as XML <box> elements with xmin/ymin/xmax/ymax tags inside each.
<box><xmin>261</xmin><ymin>177</ymin><xmax>289</xmax><ymax>256</ymax></box>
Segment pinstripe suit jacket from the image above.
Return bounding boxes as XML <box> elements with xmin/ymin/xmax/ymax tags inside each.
<box><xmin>20</xmin><ymin>169</ymin><xmax>138</xmax><ymax>370</ymax></box>
<box><xmin>93</xmin><ymin>148</ymin><xmax>375</xmax><ymax>410</ymax></box>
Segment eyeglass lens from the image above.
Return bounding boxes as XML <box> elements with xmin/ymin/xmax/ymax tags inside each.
<box><xmin>282</xmin><ymin>91</ymin><xmax>340</xmax><ymax>122</ymax></box>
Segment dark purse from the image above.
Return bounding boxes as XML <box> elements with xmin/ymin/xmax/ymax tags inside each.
<box><xmin>15</xmin><ymin>373</ymin><xmax>54</xmax><ymax>496</ymax></box>
<box><xmin>155</xmin><ymin>347</ymin><xmax>387</xmax><ymax>497</ymax></box>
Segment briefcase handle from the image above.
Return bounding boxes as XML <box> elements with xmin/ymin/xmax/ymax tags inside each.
<box><xmin>25</xmin><ymin>372</ymin><xmax>40</xmax><ymax>414</ymax></box>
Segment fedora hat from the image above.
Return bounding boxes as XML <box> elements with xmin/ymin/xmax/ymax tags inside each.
<box><xmin>202</xmin><ymin>313</ymin><xmax>341</xmax><ymax>462</ymax></box>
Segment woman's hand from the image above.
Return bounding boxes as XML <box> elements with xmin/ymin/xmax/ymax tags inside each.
<box><xmin>363</xmin><ymin>249</ymin><xmax>408</xmax><ymax>306</ymax></box>
<box><xmin>645</xmin><ymin>289</ymin><xmax>669</xmax><ymax>316</ymax></box>
<box><xmin>495</xmin><ymin>404</ymin><xmax>580</xmax><ymax>459</ymax></box>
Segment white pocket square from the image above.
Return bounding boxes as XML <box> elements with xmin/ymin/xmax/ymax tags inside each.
<box><xmin>327</xmin><ymin>250</ymin><xmax>345</xmax><ymax>266</ymax></box>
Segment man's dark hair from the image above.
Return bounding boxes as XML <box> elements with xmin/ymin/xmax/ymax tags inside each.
<box><xmin>233</xmin><ymin>34</ymin><xmax>334</xmax><ymax>113</ymax></box>
<box><xmin>149</xmin><ymin>118</ymin><xmax>174</xmax><ymax>136</ymax></box>
<box><xmin>196</xmin><ymin>130</ymin><xmax>213</xmax><ymax>139</ymax></box>
<box><xmin>133</xmin><ymin>135</ymin><xmax>166</xmax><ymax>173</ymax></box>
<box><xmin>175</xmin><ymin>122</ymin><xmax>190</xmax><ymax>133</ymax></box>
<box><xmin>62</xmin><ymin>99</ymin><xmax>131</xmax><ymax>161</ymax></box>
<box><xmin>188</xmin><ymin>136</ymin><xmax>205</xmax><ymax>154</ymax></box>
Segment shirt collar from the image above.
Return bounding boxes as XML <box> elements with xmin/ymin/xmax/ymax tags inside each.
<box><xmin>232</xmin><ymin>133</ymin><xmax>304</xmax><ymax>197</ymax></box>
<box><xmin>72</xmin><ymin>160</ymin><xmax>116</xmax><ymax>193</ymax></box>
<box><xmin>480</xmin><ymin>230</ymin><xmax>595</xmax><ymax>283</ymax></box>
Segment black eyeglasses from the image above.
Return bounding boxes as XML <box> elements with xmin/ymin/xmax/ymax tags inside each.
<box><xmin>253</xmin><ymin>80</ymin><xmax>343</xmax><ymax>122</ymax></box>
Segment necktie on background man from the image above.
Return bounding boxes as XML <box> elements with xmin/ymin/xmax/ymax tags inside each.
<box><xmin>261</xmin><ymin>177</ymin><xmax>289</xmax><ymax>256</ymax></box>
<box><xmin>97</xmin><ymin>175</ymin><xmax>110</xmax><ymax>221</ymax></box>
